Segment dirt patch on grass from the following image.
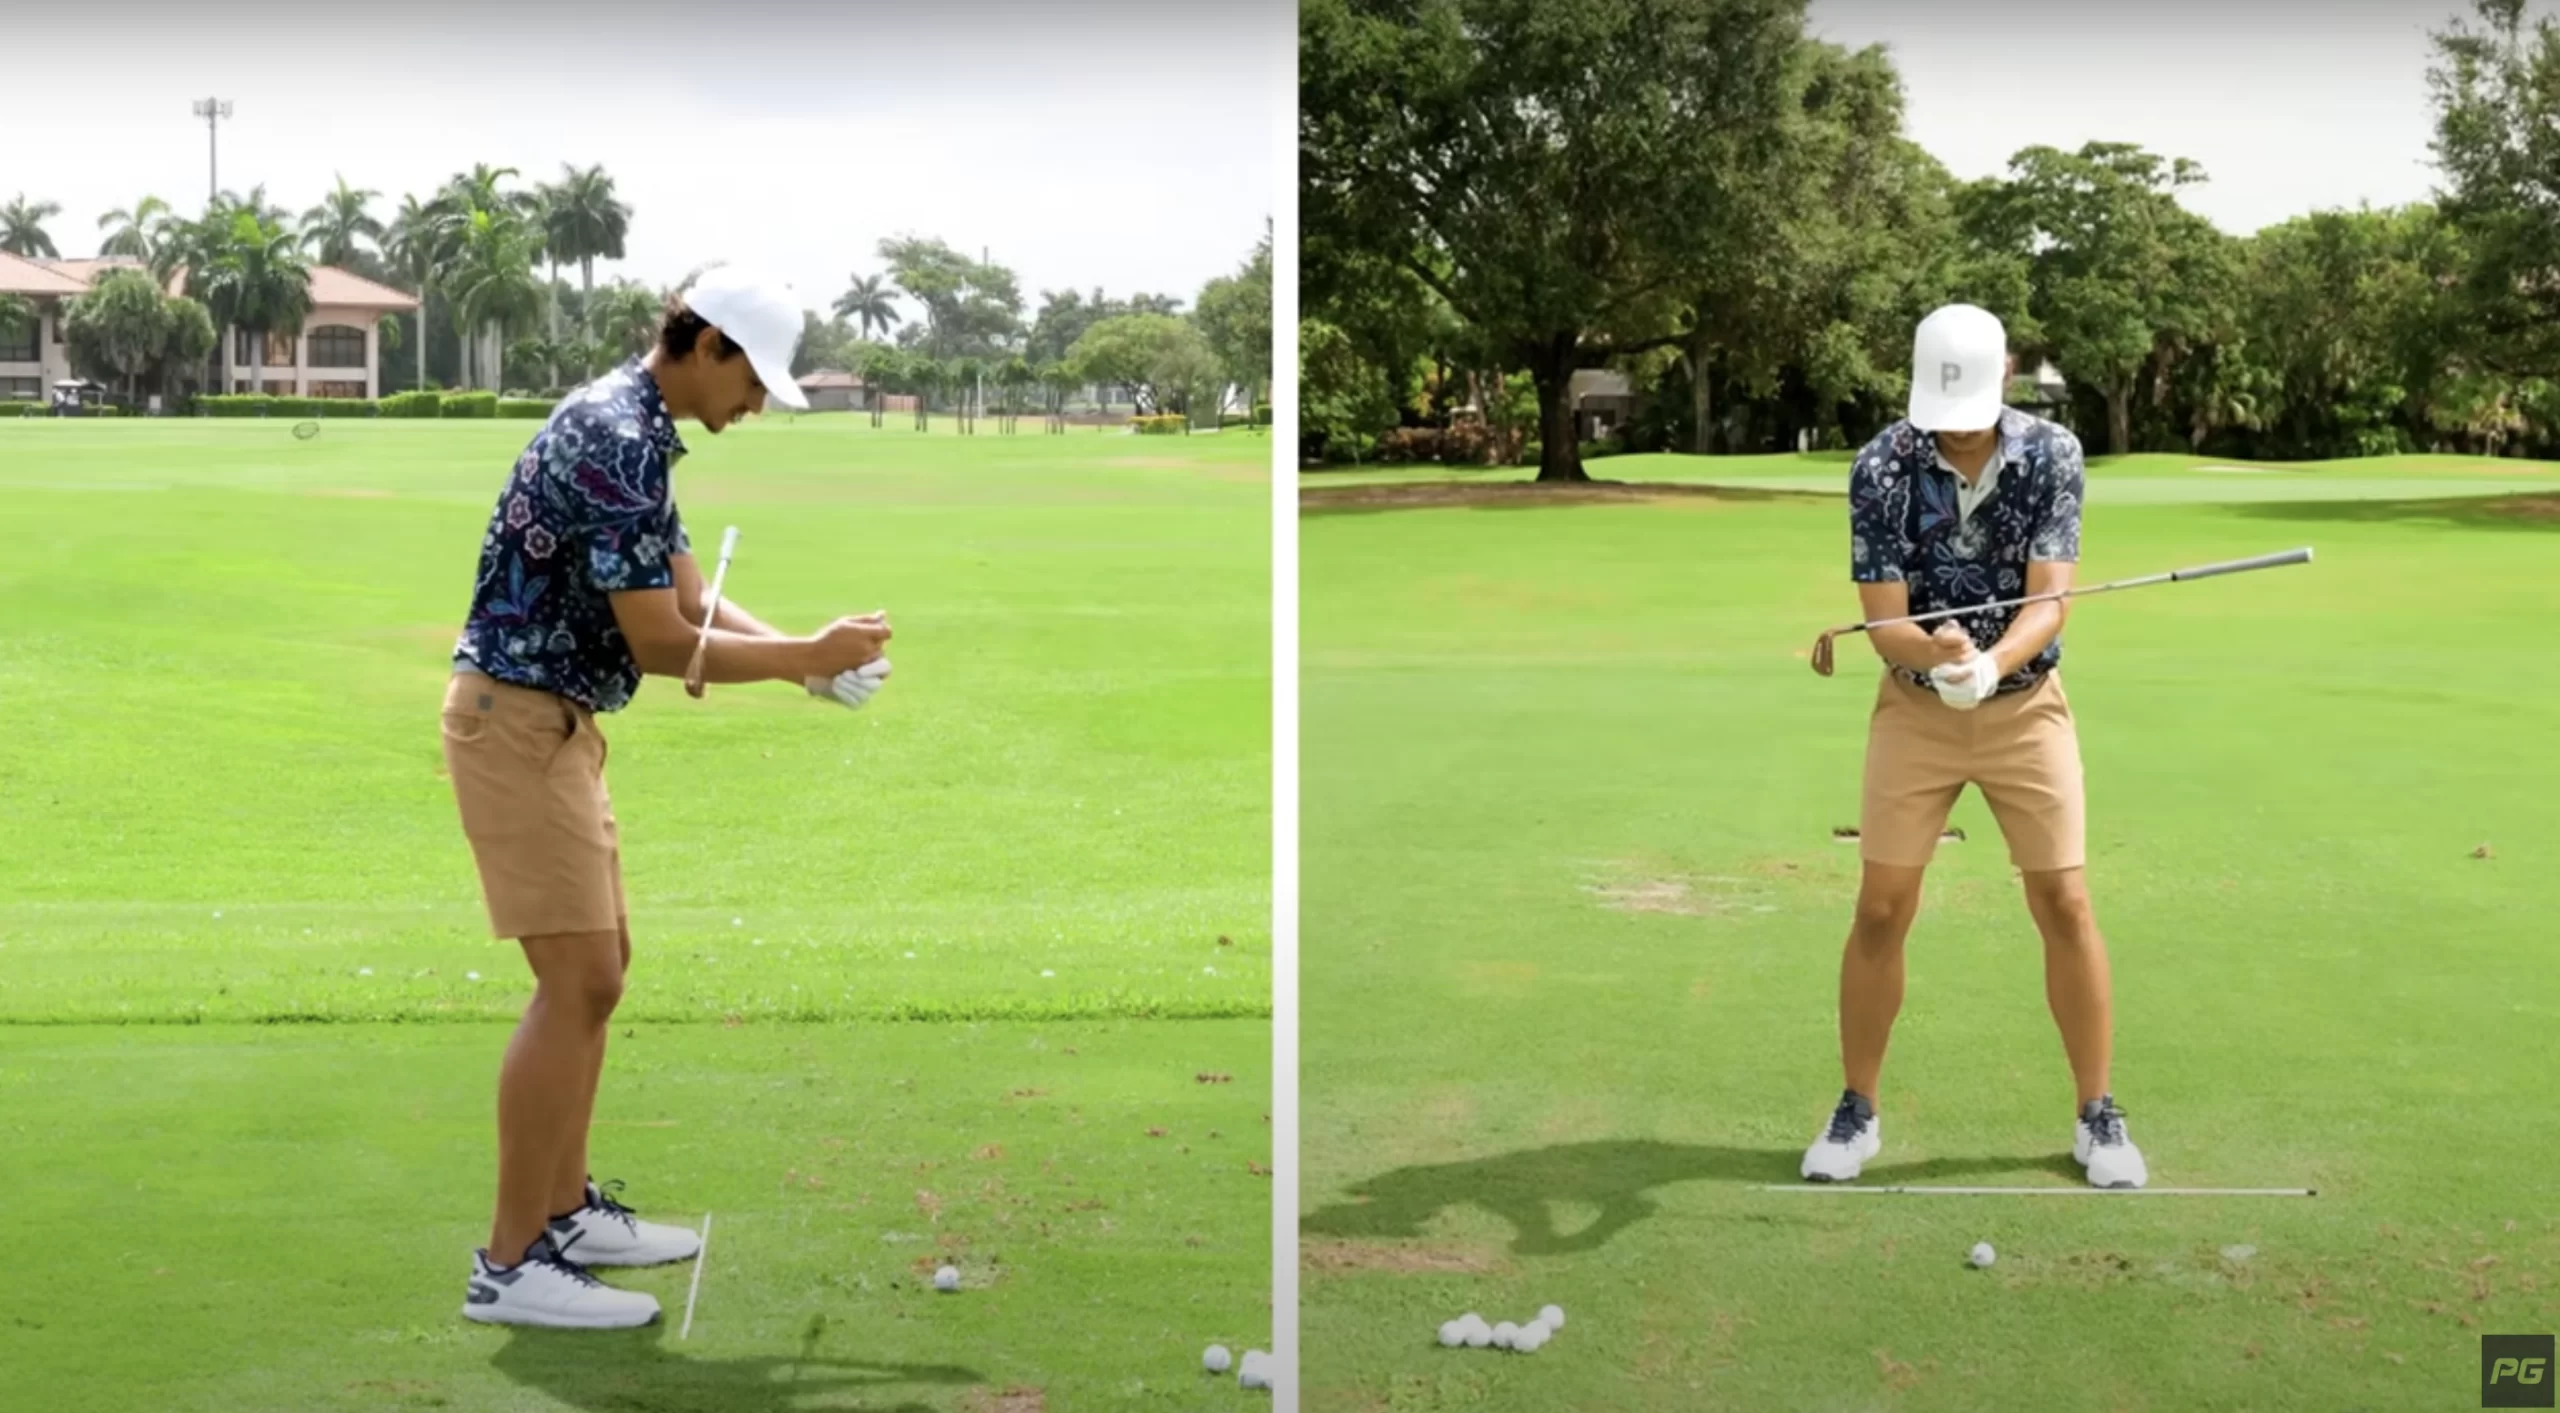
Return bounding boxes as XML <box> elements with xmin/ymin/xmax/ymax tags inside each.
<box><xmin>2478</xmin><ymin>493</ymin><xmax>2560</xmax><ymax>521</ymax></box>
<box><xmin>965</xmin><ymin>1387</ymin><xmax>1047</xmax><ymax>1413</ymax></box>
<box><xmin>1303</xmin><ymin>1237</ymin><xmax>1510</xmax><ymax>1275</ymax></box>
<box><xmin>1301</xmin><ymin>479</ymin><xmax>1827</xmax><ymax>513</ymax></box>
<box><xmin>1583</xmin><ymin>862</ymin><xmax>1779</xmax><ymax>917</ymax></box>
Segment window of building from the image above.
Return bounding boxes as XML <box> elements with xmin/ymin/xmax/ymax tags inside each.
<box><xmin>307</xmin><ymin>325</ymin><xmax>366</xmax><ymax>369</ymax></box>
<box><xmin>309</xmin><ymin>380</ymin><xmax>366</xmax><ymax>400</ymax></box>
<box><xmin>1</xmin><ymin>377</ymin><xmax>40</xmax><ymax>400</ymax></box>
<box><xmin>0</xmin><ymin>319</ymin><xmax>37</xmax><ymax>363</ymax></box>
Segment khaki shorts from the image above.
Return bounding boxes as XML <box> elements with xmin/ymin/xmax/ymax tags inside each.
<box><xmin>440</xmin><ymin>671</ymin><xmax>625</xmax><ymax>939</ymax></box>
<box><xmin>1860</xmin><ymin>669</ymin><xmax>2086</xmax><ymax>872</ymax></box>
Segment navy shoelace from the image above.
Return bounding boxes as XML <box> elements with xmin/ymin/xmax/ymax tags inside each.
<box><xmin>2083</xmin><ymin>1098</ymin><xmax>2129</xmax><ymax>1146</ymax></box>
<box><xmin>588</xmin><ymin>1178</ymin><xmax>641</xmax><ymax>1234</ymax></box>
<box><xmin>1824</xmin><ymin>1095</ymin><xmax>1869</xmax><ymax>1144</ymax></box>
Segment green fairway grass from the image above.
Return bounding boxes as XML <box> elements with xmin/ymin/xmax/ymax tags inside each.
<box><xmin>0</xmin><ymin>417</ymin><xmax>1269</xmax><ymax>1024</ymax></box>
<box><xmin>0</xmin><ymin>1018</ymin><xmax>1273</xmax><ymax>1412</ymax></box>
<box><xmin>1300</xmin><ymin>454</ymin><xmax>2559</xmax><ymax>1410</ymax></box>
<box><xmin>0</xmin><ymin>415</ymin><xmax>1273</xmax><ymax>1411</ymax></box>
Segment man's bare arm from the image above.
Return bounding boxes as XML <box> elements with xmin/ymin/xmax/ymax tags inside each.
<box><xmin>670</xmin><ymin>552</ymin><xmax>787</xmax><ymax>638</ymax></box>
<box><xmin>1985</xmin><ymin>561</ymin><xmax>2073</xmax><ymax>676</ymax></box>
<box><xmin>610</xmin><ymin>587</ymin><xmax>884</xmax><ymax>683</ymax></box>
<box><xmin>1856</xmin><ymin>581</ymin><xmax>1973</xmax><ymax>674</ymax></box>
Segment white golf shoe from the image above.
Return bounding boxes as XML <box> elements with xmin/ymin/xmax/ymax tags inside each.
<box><xmin>1801</xmin><ymin>1090</ymin><xmax>1881</xmax><ymax>1183</ymax></box>
<box><xmin>461</xmin><ymin>1231</ymin><xmax>660</xmax><ymax>1329</ymax></box>
<box><xmin>2074</xmin><ymin>1095</ymin><xmax>2148</xmax><ymax>1189</ymax></box>
<box><xmin>551</xmin><ymin>1178</ymin><xmax>704</xmax><ymax>1267</ymax></box>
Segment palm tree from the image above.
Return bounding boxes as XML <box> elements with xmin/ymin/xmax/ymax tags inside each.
<box><xmin>834</xmin><ymin>274</ymin><xmax>900</xmax><ymax>341</ymax></box>
<box><xmin>299</xmin><ymin>175</ymin><xmax>384</xmax><ymax>268</ymax></box>
<box><xmin>383</xmin><ymin>195</ymin><xmax>450</xmax><ymax>391</ymax></box>
<box><xmin>188</xmin><ymin>209</ymin><xmax>313</xmax><ymax>394</ymax></box>
<box><xmin>585</xmin><ymin>279</ymin><xmax>663</xmax><ymax>366</ymax></box>
<box><xmin>97</xmin><ymin>196</ymin><xmax>172</xmax><ymax>261</ymax></box>
<box><xmin>1</xmin><ymin>195</ymin><xmax>62</xmax><ymax>258</ymax></box>
<box><xmin>216</xmin><ymin>185</ymin><xmax>293</xmax><ymax>229</ymax></box>
<box><xmin>544</xmin><ymin>163</ymin><xmax>631</xmax><ymax>320</ymax></box>
<box><xmin>443</xmin><ymin>207</ymin><xmax>543</xmax><ymax>391</ymax></box>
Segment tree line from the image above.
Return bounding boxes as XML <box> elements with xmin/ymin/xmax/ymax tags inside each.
<box><xmin>1301</xmin><ymin>0</ymin><xmax>2560</xmax><ymax>478</ymax></box>
<box><xmin>2</xmin><ymin>168</ymin><xmax>1272</xmax><ymax>419</ymax></box>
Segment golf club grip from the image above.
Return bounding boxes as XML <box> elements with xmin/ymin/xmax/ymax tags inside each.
<box><xmin>717</xmin><ymin>525</ymin><xmax>740</xmax><ymax>562</ymax></box>
<box><xmin>2171</xmin><ymin>547</ymin><xmax>2312</xmax><ymax>581</ymax></box>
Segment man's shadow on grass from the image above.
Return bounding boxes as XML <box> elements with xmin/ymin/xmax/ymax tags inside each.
<box><xmin>491</xmin><ymin>1313</ymin><xmax>982</xmax><ymax>1413</ymax></box>
<box><xmin>1303</xmin><ymin>1139</ymin><xmax>2080</xmax><ymax>1255</ymax></box>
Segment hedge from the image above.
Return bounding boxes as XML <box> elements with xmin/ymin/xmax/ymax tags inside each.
<box><xmin>497</xmin><ymin>397</ymin><xmax>553</xmax><ymax>419</ymax></box>
<box><xmin>196</xmin><ymin>395</ymin><xmax>378</xmax><ymax>419</ymax></box>
<box><xmin>1253</xmin><ymin>403</ymin><xmax>1272</xmax><ymax>426</ymax></box>
<box><xmin>379</xmin><ymin>389</ymin><xmax>441</xmax><ymax>418</ymax></box>
<box><xmin>441</xmin><ymin>391</ymin><xmax>498</xmax><ymax>419</ymax></box>
<box><xmin>1131</xmin><ymin>415</ymin><xmax>1188</xmax><ymax>435</ymax></box>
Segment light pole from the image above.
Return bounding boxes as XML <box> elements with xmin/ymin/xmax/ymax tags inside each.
<box><xmin>191</xmin><ymin>98</ymin><xmax>232</xmax><ymax>204</ymax></box>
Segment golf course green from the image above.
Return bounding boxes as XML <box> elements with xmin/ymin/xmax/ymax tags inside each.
<box><xmin>0</xmin><ymin>415</ymin><xmax>1274</xmax><ymax>1412</ymax></box>
<box><xmin>1299</xmin><ymin>452</ymin><xmax>2559</xmax><ymax>1411</ymax></box>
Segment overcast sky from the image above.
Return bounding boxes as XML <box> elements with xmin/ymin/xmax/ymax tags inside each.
<box><xmin>7</xmin><ymin>0</ymin><xmax>1286</xmax><ymax>320</ymax></box>
<box><xmin>1806</xmin><ymin>0</ymin><xmax>2466</xmax><ymax>234</ymax></box>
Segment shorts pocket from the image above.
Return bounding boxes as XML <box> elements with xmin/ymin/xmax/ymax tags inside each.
<box><xmin>439</xmin><ymin>708</ymin><xmax>488</xmax><ymax>745</ymax></box>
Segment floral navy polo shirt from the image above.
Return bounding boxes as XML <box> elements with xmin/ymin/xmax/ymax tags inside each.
<box><xmin>452</xmin><ymin>359</ymin><xmax>691</xmax><ymax>712</ymax></box>
<box><xmin>1847</xmin><ymin>405</ymin><xmax>2084</xmax><ymax>698</ymax></box>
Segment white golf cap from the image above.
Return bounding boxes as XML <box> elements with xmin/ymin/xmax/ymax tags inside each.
<box><xmin>679</xmin><ymin>263</ymin><xmax>809</xmax><ymax>411</ymax></box>
<box><xmin>1907</xmin><ymin>303</ymin><xmax>2007</xmax><ymax>432</ymax></box>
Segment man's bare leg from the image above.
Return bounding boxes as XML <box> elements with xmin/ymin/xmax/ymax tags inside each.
<box><xmin>1841</xmin><ymin>862</ymin><xmax>1928</xmax><ymax>1099</ymax></box>
<box><xmin>489</xmin><ymin>928</ymin><xmax>625</xmax><ymax>1263</ymax></box>
<box><xmin>547</xmin><ymin>920</ymin><xmax>632</xmax><ymax>1217</ymax></box>
<box><xmin>2021</xmin><ymin>867</ymin><xmax>2111</xmax><ymax>1104</ymax></box>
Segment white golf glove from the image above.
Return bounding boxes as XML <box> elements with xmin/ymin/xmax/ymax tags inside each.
<box><xmin>807</xmin><ymin>657</ymin><xmax>892</xmax><ymax>711</ymax></box>
<box><xmin>1928</xmin><ymin>652</ymin><xmax>2002</xmax><ymax>711</ymax></box>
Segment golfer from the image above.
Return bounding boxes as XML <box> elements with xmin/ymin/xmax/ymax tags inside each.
<box><xmin>440</xmin><ymin>264</ymin><xmax>895</xmax><ymax>1327</ymax></box>
<box><xmin>1800</xmin><ymin>303</ymin><xmax>2145</xmax><ymax>1189</ymax></box>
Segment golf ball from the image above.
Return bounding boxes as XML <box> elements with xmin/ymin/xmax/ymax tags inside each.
<box><xmin>1238</xmin><ymin>1349</ymin><xmax>1272</xmax><ymax>1389</ymax></box>
<box><xmin>1438</xmin><ymin>1320</ymin><xmax>1464</xmax><ymax>1347</ymax></box>
<box><xmin>1540</xmin><ymin>1304</ymin><xmax>1565</xmax><ymax>1330</ymax></box>
<box><xmin>1969</xmin><ymin>1242</ymin><xmax>1996</xmax><ymax>1269</ymax></box>
<box><xmin>933</xmin><ymin>1265</ymin><xmax>960</xmax><ymax>1291</ymax></box>
<box><xmin>1462</xmin><ymin>1319</ymin><xmax>1492</xmax><ymax>1349</ymax></box>
<box><xmin>1492</xmin><ymin>1321</ymin><xmax>1520</xmax><ymax>1349</ymax></box>
<box><xmin>1203</xmin><ymin>1344</ymin><xmax>1233</xmax><ymax>1374</ymax></box>
<box><xmin>1515</xmin><ymin>1324</ymin><xmax>1548</xmax><ymax>1354</ymax></box>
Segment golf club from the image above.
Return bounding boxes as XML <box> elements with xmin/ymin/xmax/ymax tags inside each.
<box><xmin>683</xmin><ymin>525</ymin><xmax>742</xmax><ymax>699</ymax></box>
<box><xmin>1809</xmin><ymin>547</ymin><xmax>2314</xmax><ymax>676</ymax></box>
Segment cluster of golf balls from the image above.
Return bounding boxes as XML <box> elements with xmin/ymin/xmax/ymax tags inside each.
<box><xmin>1202</xmin><ymin>1345</ymin><xmax>1276</xmax><ymax>1389</ymax></box>
<box><xmin>1438</xmin><ymin>1304</ymin><xmax>1565</xmax><ymax>1354</ymax></box>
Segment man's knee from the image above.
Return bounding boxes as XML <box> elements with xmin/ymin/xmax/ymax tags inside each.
<box><xmin>1850</xmin><ymin>866</ymin><xmax>1926</xmax><ymax>943</ymax></box>
<box><xmin>2022</xmin><ymin>869</ymin><xmax>2096</xmax><ymax>934</ymax></box>
<box><xmin>524</xmin><ymin>929</ymin><xmax>627</xmax><ymax>1024</ymax></box>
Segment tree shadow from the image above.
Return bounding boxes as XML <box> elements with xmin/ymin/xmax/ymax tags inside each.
<box><xmin>1297</xmin><ymin>480</ymin><xmax>1836</xmax><ymax>518</ymax></box>
<box><xmin>489</xmin><ymin>1312</ymin><xmax>984</xmax><ymax>1413</ymax></box>
<box><xmin>2223</xmin><ymin>490</ymin><xmax>2560</xmax><ymax>534</ymax></box>
<box><xmin>1303</xmin><ymin>1139</ymin><xmax>2079</xmax><ymax>1256</ymax></box>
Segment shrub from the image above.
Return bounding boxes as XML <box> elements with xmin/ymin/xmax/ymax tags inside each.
<box><xmin>1377</xmin><ymin>426</ymin><xmax>1445</xmax><ymax>464</ymax></box>
<box><xmin>441</xmin><ymin>390</ymin><xmax>499</xmax><ymax>419</ymax></box>
<box><xmin>497</xmin><ymin>397</ymin><xmax>553</xmax><ymax>419</ymax></box>
<box><xmin>91</xmin><ymin>404</ymin><xmax>121</xmax><ymax>418</ymax></box>
<box><xmin>1130</xmin><ymin>414</ymin><xmax>1187</xmax><ymax>435</ymax></box>
<box><xmin>379</xmin><ymin>389</ymin><xmax>441</xmax><ymax>419</ymax></box>
<box><xmin>1253</xmin><ymin>403</ymin><xmax>1272</xmax><ymax>427</ymax></box>
<box><xmin>0</xmin><ymin>401</ymin><xmax>31</xmax><ymax>418</ymax></box>
<box><xmin>1579</xmin><ymin>437</ymin><xmax>1625</xmax><ymax>461</ymax></box>
<box><xmin>1520</xmin><ymin>440</ymin><xmax>1542</xmax><ymax>466</ymax></box>
<box><xmin>1440</xmin><ymin>420</ymin><xmax>1501</xmax><ymax>466</ymax></box>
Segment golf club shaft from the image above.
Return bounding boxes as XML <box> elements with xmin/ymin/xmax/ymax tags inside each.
<box><xmin>1844</xmin><ymin>547</ymin><xmax>2312</xmax><ymax>637</ymax></box>
<box><xmin>683</xmin><ymin>527</ymin><xmax>742</xmax><ymax>696</ymax></box>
